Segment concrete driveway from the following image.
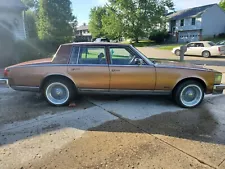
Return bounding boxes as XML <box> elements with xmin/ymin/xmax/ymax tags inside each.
<box><xmin>1</xmin><ymin>85</ymin><xmax>225</xmax><ymax>169</ymax></box>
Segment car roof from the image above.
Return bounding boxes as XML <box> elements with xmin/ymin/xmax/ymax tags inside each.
<box><xmin>62</xmin><ymin>42</ymin><xmax>131</xmax><ymax>47</ymax></box>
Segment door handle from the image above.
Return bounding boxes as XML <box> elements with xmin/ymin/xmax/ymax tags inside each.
<box><xmin>111</xmin><ymin>69</ymin><xmax>120</xmax><ymax>72</ymax></box>
<box><xmin>71</xmin><ymin>68</ymin><xmax>80</xmax><ymax>71</ymax></box>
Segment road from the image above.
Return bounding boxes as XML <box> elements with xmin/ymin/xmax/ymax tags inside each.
<box><xmin>1</xmin><ymin>86</ymin><xmax>225</xmax><ymax>169</ymax></box>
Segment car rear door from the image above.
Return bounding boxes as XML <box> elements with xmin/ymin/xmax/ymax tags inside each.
<box><xmin>108</xmin><ymin>46</ymin><xmax>156</xmax><ymax>91</ymax></box>
<box><xmin>67</xmin><ymin>45</ymin><xmax>110</xmax><ymax>91</ymax></box>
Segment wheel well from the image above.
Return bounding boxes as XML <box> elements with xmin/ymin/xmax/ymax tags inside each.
<box><xmin>202</xmin><ymin>50</ymin><xmax>210</xmax><ymax>55</ymax></box>
<box><xmin>40</xmin><ymin>75</ymin><xmax>76</xmax><ymax>91</ymax></box>
<box><xmin>172</xmin><ymin>78</ymin><xmax>207</xmax><ymax>94</ymax></box>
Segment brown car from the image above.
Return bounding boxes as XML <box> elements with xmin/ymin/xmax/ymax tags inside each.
<box><xmin>0</xmin><ymin>42</ymin><xmax>225</xmax><ymax>108</ymax></box>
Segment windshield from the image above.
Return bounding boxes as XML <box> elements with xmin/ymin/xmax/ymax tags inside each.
<box><xmin>130</xmin><ymin>45</ymin><xmax>154</xmax><ymax>64</ymax></box>
<box><xmin>208</xmin><ymin>42</ymin><xmax>215</xmax><ymax>46</ymax></box>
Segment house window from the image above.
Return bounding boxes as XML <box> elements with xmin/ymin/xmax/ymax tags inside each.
<box><xmin>180</xmin><ymin>19</ymin><xmax>184</xmax><ymax>26</ymax></box>
<box><xmin>192</xmin><ymin>18</ymin><xmax>196</xmax><ymax>25</ymax></box>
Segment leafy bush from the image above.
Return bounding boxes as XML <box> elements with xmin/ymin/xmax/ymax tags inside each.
<box><xmin>218</xmin><ymin>33</ymin><xmax>225</xmax><ymax>38</ymax></box>
<box><xmin>149</xmin><ymin>30</ymin><xmax>170</xmax><ymax>43</ymax></box>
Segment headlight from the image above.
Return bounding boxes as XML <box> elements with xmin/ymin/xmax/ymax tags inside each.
<box><xmin>214</xmin><ymin>73</ymin><xmax>222</xmax><ymax>84</ymax></box>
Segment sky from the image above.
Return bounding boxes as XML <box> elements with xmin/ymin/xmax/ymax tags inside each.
<box><xmin>72</xmin><ymin>0</ymin><xmax>221</xmax><ymax>26</ymax></box>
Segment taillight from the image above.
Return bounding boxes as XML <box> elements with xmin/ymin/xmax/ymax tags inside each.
<box><xmin>218</xmin><ymin>47</ymin><xmax>221</xmax><ymax>52</ymax></box>
<box><xmin>4</xmin><ymin>69</ymin><xmax>9</xmax><ymax>77</ymax></box>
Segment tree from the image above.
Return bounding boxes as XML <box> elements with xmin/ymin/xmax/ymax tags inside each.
<box><xmin>22</xmin><ymin>0</ymin><xmax>39</xmax><ymax>38</ymax></box>
<box><xmin>107</xmin><ymin>0</ymin><xmax>174</xmax><ymax>42</ymax></box>
<box><xmin>220</xmin><ymin>0</ymin><xmax>225</xmax><ymax>10</ymax></box>
<box><xmin>37</xmin><ymin>0</ymin><xmax>75</xmax><ymax>43</ymax></box>
<box><xmin>24</xmin><ymin>10</ymin><xmax>38</xmax><ymax>38</ymax></box>
<box><xmin>102</xmin><ymin>7</ymin><xmax>123</xmax><ymax>40</ymax></box>
<box><xmin>89</xmin><ymin>6</ymin><xmax>107</xmax><ymax>38</ymax></box>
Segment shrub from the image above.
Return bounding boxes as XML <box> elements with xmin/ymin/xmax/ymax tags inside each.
<box><xmin>218</xmin><ymin>33</ymin><xmax>225</xmax><ymax>38</ymax></box>
<box><xmin>149</xmin><ymin>30</ymin><xmax>170</xmax><ymax>43</ymax></box>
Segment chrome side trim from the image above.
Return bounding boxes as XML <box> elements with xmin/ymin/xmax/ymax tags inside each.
<box><xmin>79</xmin><ymin>88</ymin><xmax>171</xmax><ymax>95</ymax></box>
<box><xmin>0</xmin><ymin>78</ymin><xmax>8</xmax><ymax>85</ymax></box>
<box><xmin>155</xmin><ymin>65</ymin><xmax>212</xmax><ymax>71</ymax></box>
<box><xmin>11</xmin><ymin>86</ymin><xmax>40</xmax><ymax>92</ymax></box>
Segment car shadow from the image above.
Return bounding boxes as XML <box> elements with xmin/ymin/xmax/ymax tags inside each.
<box><xmin>0</xmin><ymin>90</ymin><xmax>225</xmax><ymax>147</ymax></box>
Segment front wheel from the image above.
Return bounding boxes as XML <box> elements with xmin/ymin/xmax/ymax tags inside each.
<box><xmin>44</xmin><ymin>79</ymin><xmax>75</xmax><ymax>106</ymax></box>
<box><xmin>173</xmin><ymin>81</ymin><xmax>204</xmax><ymax>108</ymax></box>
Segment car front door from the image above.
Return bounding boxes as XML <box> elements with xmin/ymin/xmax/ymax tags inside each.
<box><xmin>108</xmin><ymin>46</ymin><xmax>156</xmax><ymax>92</ymax></box>
<box><xmin>67</xmin><ymin>45</ymin><xmax>110</xmax><ymax>91</ymax></box>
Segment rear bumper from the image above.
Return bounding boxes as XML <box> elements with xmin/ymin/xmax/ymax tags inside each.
<box><xmin>0</xmin><ymin>78</ymin><xmax>8</xmax><ymax>85</ymax></box>
<box><xmin>213</xmin><ymin>84</ymin><xmax>225</xmax><ymax>94</ymax></box>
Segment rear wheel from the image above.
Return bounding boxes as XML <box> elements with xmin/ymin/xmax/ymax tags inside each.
<box><xmin>175</xmin><ymin>49</ymin><xmax>181</xmax><ymax>56</ymax></box>
<box><xmin>43</xmin><ymin>78</ymin><xmax>75</xmax><ymax>106</ymax></box>
<box><xmin>202</xmin><ymin>51</ymin><xmax>211</xmax><ymax>58</ymax></box>
<box><xmin>173</xmin><ymin>80</ymin><xmax>204</xmax><ymax>108</ymax></box>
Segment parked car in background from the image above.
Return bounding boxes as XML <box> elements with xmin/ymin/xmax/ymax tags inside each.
<box><xmin>1</xmin><ymin>42</ymin><xmax>225</xmax><ymax>108</ymax></box>
<box><xmin>172</xmin><ymin>41</ymin><xmax>225</xmax><ymax>57</ymax></box>
<box><xmin>94</xmin><ymin>38</ymin><xmax>110</xmax><ymax>42</ymax></box>
<box><xmin>216</xmin><ymin>40</ymin><xmax>225</xmax><ymax>46</ymax></box>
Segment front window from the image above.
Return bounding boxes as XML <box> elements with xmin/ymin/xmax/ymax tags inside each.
<box><xmin>110</xmin><ymin>47</ymin><xmax>145</xmax><ymax>65</ymax></box>
<box><xmin>180</xmin><ymin>19</ymin><xmax>184</xmax><ymax>26</ymax></box>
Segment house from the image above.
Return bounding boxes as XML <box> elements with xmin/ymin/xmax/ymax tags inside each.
<box><xmin>167</xmin><ymin>4</ymin><xmax>225</xmax><ymax>43</ymax></box>
<box><xmin>0</xmin><ymin>0</ymin><xmax>27</xmax><ymax>67</ymax></box>
<box><xmin>0</xmin><ymin>0</ymin><xmax>27</xmax><ymax>40</ymax></box>
<box><xmin>75</xmin><ymin>24</ymin><xmax>92</xmax><ymax>42</ymax></box>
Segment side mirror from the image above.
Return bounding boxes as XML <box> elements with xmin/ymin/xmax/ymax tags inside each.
<box><xmin>135</xmin><ymin>58</ymin><xmax>143</xmax><ymax>65</ymax></box>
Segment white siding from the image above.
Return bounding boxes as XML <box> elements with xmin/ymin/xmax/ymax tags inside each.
<box><xmin>0</xmin><ymin>10</ymin><xmax>26</xmax><ymax>40</ymax></box>
<box><xmin>175</xmin><ymin>17</ymin><xmax>202</xmax><ymax>31</ymax></box>
<box><xmin>202</xmin><ymin>5</ymin><xmax>225</xmax><ymax>38</ymax></box>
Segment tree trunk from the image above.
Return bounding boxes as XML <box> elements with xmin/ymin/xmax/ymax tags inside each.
<box><xmin>135</xmin><ymin>37</ymin><xmax>139</xmax><ymax>43</ymax></box>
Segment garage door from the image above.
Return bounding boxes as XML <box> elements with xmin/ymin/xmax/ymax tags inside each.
<box><xmin>178</xmin><ymin>31</ymin><xmax>200</xmax><ymax>43</ymax></box>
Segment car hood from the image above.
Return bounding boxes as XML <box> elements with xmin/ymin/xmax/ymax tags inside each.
<box><xmin>154</xmin><ymin>60</ymin><xmax>213</xmax><ymax>71</ymax></box>
<box><xmin>7</xmin><ymin>58</ymin><xmax>52</xmax><ymax>68</ymax></box>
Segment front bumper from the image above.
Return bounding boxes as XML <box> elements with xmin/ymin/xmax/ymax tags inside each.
<box><xmin>0</xmin><ymin>78</ymin><xmax>8</xmax><ymax>85</ymax></box>
<box><xmin>213</xmin><ymin>84</ymin><xmax>225</xmax><ymax>94</ymax></box>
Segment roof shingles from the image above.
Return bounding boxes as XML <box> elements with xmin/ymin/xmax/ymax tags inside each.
<box><xmin>167</xmin><ymin>4</ymin><xmax>217</xmax><ymax>20</ymax></box>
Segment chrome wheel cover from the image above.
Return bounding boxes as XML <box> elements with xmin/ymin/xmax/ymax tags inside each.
<box><xmin>46</xmin><ymin>82</ymin><xmax>69</xmax><ymax>105</ymax></box>
<box><xmin>203</xmin><ymin>52</ymin><xmax>209</xmax><ymax>57</ymax></box>
<box><xmin>180</xmin><ymin>85</ymin><xmax>202</xmax><ymax>107</ymax></box>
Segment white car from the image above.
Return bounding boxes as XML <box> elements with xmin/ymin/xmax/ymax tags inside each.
<box><xmin>172</xmin><ymin>41</ymin><xmax>225</xmax><ymax>58</ymax></box>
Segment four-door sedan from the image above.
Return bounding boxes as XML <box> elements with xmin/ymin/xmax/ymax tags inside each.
<box><xmin>0</xmin><ymin>42</ymin><xmax>225</xmax><ymax>108</ymax></box>
<box><xmin>172</xmin><ymin>41</ymin><xmax>225</xmax><ymax>57</ymax></box>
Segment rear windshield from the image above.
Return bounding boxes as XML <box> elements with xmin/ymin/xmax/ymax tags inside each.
<box><xmin>208</xmin><ymin>42</ymin><xmax>215</xmax><ymax>46</ymax></box>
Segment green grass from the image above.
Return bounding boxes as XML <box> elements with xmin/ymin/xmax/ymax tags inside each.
<box><xmin>203</xmin><ymin>37</ymin><xmax>225</xmax><ymax>43</ymax></box>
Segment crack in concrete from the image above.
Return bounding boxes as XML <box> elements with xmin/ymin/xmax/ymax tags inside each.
<box><xmin>89</xmin><ymin>100</ymin><xmax>217</xmax><ymax>169</ymax></box>
<box><xmin>218</xmin><ymin>158</ymin><xmax>225</xmax><ymax>167</ymax></box>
